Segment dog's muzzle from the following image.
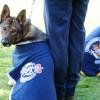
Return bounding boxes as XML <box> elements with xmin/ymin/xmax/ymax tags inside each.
<box><xmin>1</xmin><ymin>39</ymin><xmax>11</xmax><ymax>47</ymax></box>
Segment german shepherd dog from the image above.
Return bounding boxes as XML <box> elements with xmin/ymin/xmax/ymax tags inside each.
<box><xmin>0</xmin><ymin>5</ymin><xmax>57</xmax><ymax>100</ymax></box>
<box><xmin>0</xmin><ymin>5</ymin><xmax>47</xmax><ymax>46</ymax></box>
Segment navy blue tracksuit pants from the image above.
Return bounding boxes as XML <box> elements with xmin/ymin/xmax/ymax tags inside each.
<box><xmin>44</xmin><ymin>0</ymin><xmax>89</xmax><ymax>98</ymax></box>
<box><xmin>8</xmin><ymin>42</ymin><xmax>57</xmax><ymax>100</ymax></box>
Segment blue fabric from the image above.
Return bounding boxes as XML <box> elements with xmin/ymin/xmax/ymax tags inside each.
<box><xmin>44</xmin><ymin>0</ymin><xmax>89</xmax><ymax>98</ymax></box>
<box><xmin>9</xmin><ymin>41</ymin><xmax>57</xmax><ymax>100</ymax></box>
<box><xmin>85</xmin><ymin>27</ymin><xmax>100</xmax><ymax>44</ymax></box>
<box><xmin>82</xmin><ymin>27</ymin><xmax>100</xmax><ymax>76</ymax></box>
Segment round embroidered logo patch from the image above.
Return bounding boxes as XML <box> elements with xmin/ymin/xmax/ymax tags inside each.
<box><xmin>85</xmin><ymin>37</ymin><xmax>100</xmax><ymax>59</ymax></box>
<box><xmin>20</xmin><ymin>62</ymin><xmax>43</xmax><ymax>83</ymax></box>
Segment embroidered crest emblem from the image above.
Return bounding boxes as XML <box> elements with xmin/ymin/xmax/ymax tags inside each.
<box><xmin>85</xmin><ymin>37</ymin><xmax>100</xmax><ymax>64</ymax></box>
<box><xmin>85</xmin><ymin>37</ymin><xmax>100</xmax><ymax>59</ymax></box>
<box><xmin>20</xmin><ymin>62</ymin><xmax>43</xmax><ymax>83</ymax></box>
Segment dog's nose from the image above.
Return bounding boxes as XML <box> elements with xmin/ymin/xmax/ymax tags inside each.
<box><xmin>1</xmin><ymin>39</ymin><xmax>10</xmax><ymax>47</ymax></box>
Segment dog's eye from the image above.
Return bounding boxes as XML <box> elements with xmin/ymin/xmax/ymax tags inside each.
<box><xmin>3</xmin><ymin>27</ymin><xmax>7</xmax><ymax>31</ymax></box>
<box><xmin>11</xmin><ymin>29</ymin><xmax>17</xmax><ymax>33</ymax></box>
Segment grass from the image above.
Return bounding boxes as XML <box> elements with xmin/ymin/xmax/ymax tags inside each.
<box><xmin>0</xmin><ymin>45</ymin><xmax>13</xmax><ymax>100</ymax></box>
<box><xmin>0</xmin><ymin>44</ymin><xmax>100</xmax><ymax>100</ymax></box>
<box><xmin>75</xmin><ymin>76</ymin><xmax>100</xmax><ymax>100</ymax></box>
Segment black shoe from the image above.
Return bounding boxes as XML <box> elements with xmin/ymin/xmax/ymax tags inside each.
<box><xmin>58</xmin><ymin>98</ymin><xmax>65</xmax><ymax>100</ymax></box>
<box><xmin>65</xmin><ymin>96</ymin><xmax>74</xmax><ymax>100</ymax></box>
<box><xmin>57</xmin><ymin>97</ymin><xmax>65</xmax><ymax>100</ymax></box>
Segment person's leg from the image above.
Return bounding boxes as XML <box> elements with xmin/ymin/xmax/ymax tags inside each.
<box><xmin>66</xmin><ymin>0</ymin><xmax>89</xmax><ymax>98</ymax></box>
<box><xmin>44</xmin><ymin>0</ymin><xmax>73</xmax><ymax>99</ymax></box>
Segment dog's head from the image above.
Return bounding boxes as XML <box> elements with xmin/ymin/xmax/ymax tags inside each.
<box><xmin>0</xmin><ymin>4</ymin><xmax>28</xmax><ymax>46</ymax></box>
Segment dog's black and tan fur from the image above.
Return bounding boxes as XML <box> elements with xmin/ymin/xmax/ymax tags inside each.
<box><xmin>0</xmin><ymin>4</ymin><xmax>47</xmax><ymax>47</ymax></box>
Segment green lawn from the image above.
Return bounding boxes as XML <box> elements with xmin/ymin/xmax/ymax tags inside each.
<box><xmin>0</xmin><ymin>45</ymin><xmax>13</xmax><ymax>100</ymax></box>
<box><xmin>0</xmin><ymin>44</ymin><xmax>100</xmax><ymax>100</ymax></box>
<box><xmin>75</xmin><ymin>76</ymin><xmax>100</xmax><ymax>100</ymax></box>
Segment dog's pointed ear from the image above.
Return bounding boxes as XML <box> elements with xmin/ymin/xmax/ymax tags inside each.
<box><xmin>17</xmin><ymin>9</ymin><xmax>26</xmax><ymax>24</ymax></box>
<box><xmin>0</xmin><ymin>4</ymin><xmax>10</xmax><ymax>22</ymax></box>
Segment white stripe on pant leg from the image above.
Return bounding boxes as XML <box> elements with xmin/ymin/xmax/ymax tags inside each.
<box><xmin>9</xmin><ymin>86</ymin><xmax>14</xmax><ymax>100</ymax></box>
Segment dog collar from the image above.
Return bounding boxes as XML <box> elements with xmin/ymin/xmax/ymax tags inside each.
<box><xmin>16</xmin><ymin>39</ymin><xmax>46</xmax><ymax>45</ymax></box>
<box><xmin>16</xmin><ymin>41</ymin><xmax>35</xmax><ymax>45</ymax></box>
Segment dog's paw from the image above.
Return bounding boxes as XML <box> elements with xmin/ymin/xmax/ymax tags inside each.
<box><xmin>8</xmin><ymin>79</ymin><xmax>15</xmax><ymax>86</ymax></box>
